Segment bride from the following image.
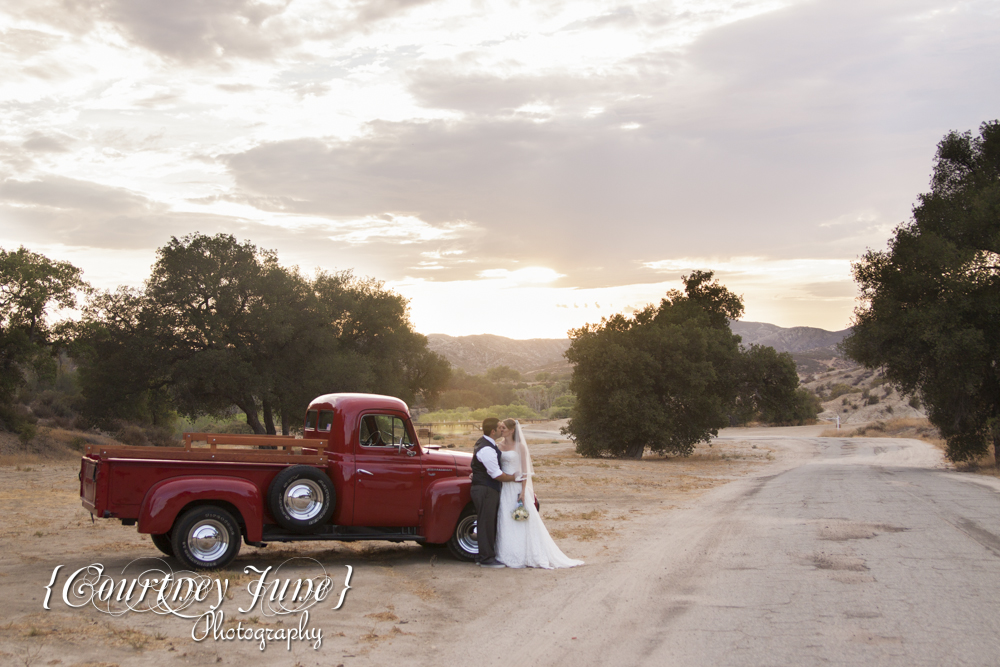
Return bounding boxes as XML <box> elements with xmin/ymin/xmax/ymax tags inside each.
<box><xmin>494</xmin><ymin>418</ymin><xmax>583</xmax><ymax>569</ymax></box>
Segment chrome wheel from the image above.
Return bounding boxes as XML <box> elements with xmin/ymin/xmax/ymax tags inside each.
<box><xmin>187</xmin><ymin>519</ymin><xmax>230</xmax><ymax>562</ymax></box>
<box><xmin>455</xmin><ymin>514</ymin><xmax>478</xmax><ymax>555</ymax></box>
<box><xmin>283</xmin><ymin>480</ymin><xmax>325</xmax><ymax>521</ymax></box>
<box><xmin>173</xmin><ymin>506</ymin><xmax>241</xmax><ymax>570</ymax></box>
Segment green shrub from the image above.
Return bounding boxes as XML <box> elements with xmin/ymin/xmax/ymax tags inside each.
<box><xmin>859</xmin><ymin>421</ymin><xmax>886</xmax><ymax>434</ymax></box>
<box><xmin>549</xmin><ymin>406</ymin><xmax>572</xmax><ymax>419</ymax></box>
<box><xmin>828</xmin><ymin>384</ymin><xmax>862</xmax><ymax>400</ymax></box>
<box><xmin>18</xmin><ymin>422</ymin><xmax>37</xmax><ymax>446</ymax></box>
<box><xmin>115</xmin><ymin>422</ymin><xmax>150</xmax><ymax>446</ymax></box>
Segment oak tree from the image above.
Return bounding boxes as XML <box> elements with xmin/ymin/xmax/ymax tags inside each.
<box><xmin>843</xmin><ymin>121</ymin><xmax>1000</xmax><ymax>461</ymax></box>
<box><xmin>565</xmin><ymin>271</ymin><xmax>744</xmax><ymax>458</ymax></box>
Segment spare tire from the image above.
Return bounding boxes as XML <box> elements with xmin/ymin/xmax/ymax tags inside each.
<box><xmin>267</xmin><ymin>465</ymin><xmax>336</xmax><ymax>532</ymax></box>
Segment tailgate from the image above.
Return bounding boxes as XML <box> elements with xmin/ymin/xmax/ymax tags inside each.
<box><xmin>80</xmin><ymin>457</ymin><xmax>100</xmax><ymax>512</ymax></box>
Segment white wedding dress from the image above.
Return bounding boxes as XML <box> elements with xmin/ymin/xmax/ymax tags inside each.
<box><xmin>495</xmin><ymin>448</ymin><xmax>584</xmax><ymax>569</ymax></box>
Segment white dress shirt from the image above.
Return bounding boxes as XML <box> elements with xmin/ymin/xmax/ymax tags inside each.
<box><xmin>475</xmin><ymin>435</ymin><xmax>503</xmax><ymax>479</ymax></box>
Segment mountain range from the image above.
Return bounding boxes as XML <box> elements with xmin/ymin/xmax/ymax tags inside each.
<box><xmin>426</xmin><ymin>322</ymin><xmax>852</xmax><ymax>376</ymax></box>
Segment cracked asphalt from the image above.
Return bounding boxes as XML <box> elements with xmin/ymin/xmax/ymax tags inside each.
<box><xmin>453</xmin><ymin>435</ymin><xmax>1000</xmax><ymax>667</ymax></box>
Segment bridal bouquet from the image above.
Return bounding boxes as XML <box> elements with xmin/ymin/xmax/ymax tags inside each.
<box><xmin>512</xmin><ymin>502</ymin><xmax>529</xmax><ymax>521</ymax></box>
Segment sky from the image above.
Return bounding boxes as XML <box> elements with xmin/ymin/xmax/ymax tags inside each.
<box><xmin>1</xmin><ymin>0</ymin><xmax>997</xmax><ymax>339</ymax></box>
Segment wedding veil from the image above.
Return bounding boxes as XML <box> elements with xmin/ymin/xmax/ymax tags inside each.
<box><xmin>513</xmin><ymin>421</ymin><xmax>535</xmax><ymax>504</ymax></box>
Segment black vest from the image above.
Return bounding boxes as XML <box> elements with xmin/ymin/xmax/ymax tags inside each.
<box><xmin>471</xmin><ymin>437</ymin><xmax>502</xmax><ymax>492</ymax></box>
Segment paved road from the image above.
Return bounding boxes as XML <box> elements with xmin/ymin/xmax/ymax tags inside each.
<box><xmin>650</xmin><ymin>436</ymin><xmax>1000</xmax><ymax>666</ymax></box>
<box><xmin>453</xmin><ymin>436</ymin><xmax>1000</xmax><ymax>667</ymax></box>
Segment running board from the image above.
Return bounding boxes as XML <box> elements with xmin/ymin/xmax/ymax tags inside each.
<box><xmin>261</xmin><ymin>525</ymin><xmax>423</xmax><ymax>542</ymax></box>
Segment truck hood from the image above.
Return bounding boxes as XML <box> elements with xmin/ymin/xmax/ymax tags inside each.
<box><xmin>450</xmin><ymin>450</ymin><xmax>473</xmax><ymax>471</ymax></box>
<box><xmin>422</xmin><ymin>447</ymin><xmax>472</xmax><ymax>470</ymax></box>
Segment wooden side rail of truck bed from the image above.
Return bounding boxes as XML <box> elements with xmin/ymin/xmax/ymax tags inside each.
<box><xmin>83</xmin><ymin>432</ymin><xmax>329</xmax><ymax>464</ymax></box>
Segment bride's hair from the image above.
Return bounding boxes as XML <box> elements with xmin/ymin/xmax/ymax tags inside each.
<box><xmin>503</xmin><ymin>418</ymin><xmax>518</xmax><ymax>441</ymax></box>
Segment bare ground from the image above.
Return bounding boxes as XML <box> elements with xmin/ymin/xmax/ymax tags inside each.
<box><xmin>0</xmin><ymin>424</ymin><xmax>775</xmax><ymax>667</ymax></box>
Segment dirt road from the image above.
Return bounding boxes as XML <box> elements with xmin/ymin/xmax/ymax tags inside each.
<box><xmin>5</xmin><ymin>428</ymin><xmax>1000</xmax><ymax>666</ymax></box>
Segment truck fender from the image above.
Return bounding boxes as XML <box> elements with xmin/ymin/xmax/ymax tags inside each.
<box><xmin>420</xmin><ymin>477</ymin><xmax>472</xmax><ymax>544</ymax></box>
<box><xmin>138</xmin><ymin>476</ymin><xmax>264</xmax><ymax>542</ymax></box>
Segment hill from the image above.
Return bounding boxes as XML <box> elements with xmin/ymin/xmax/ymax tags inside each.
<box><xmin>425</xmin><ymin>334</ymin><xmax>571</xmax><ymax>376</ymax></box>
<box><xmin>729</xmin><ymin>322</ymin><xmax>853</xmax><ymax>375</ymax></box>
<box><xmin>426</xmin><ymin>322</ymin><xmax>854</xmax><ymax>376</ymax></box>
<box><xmin>728</xmin><ymin>321</ymin><xmax>850</xmax><ymax>354</ymax></box>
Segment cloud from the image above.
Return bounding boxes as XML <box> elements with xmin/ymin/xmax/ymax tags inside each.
<box><xmin>103</xmin><ymin>0</ymin><xmax>297</xmax><ymax>63</ymax></box>
<box><xmin>0</xmin><ymin>175</ymin><xmax>303</xmax><ymax>253</ymax></box>
<box><xmin>0</xmin><ymin>28</ymin><xmax>67</xmax><ymax>57</ymax></box>
<box><xmin>405</xmin><ymin>66</ymin><xmax>632</xmax><ymax>115</ymax></box>
<box><xmin>0</xmin><ymin>175</ymin><xmax>197</xmax><ymax>249</ymax></box>
<box><xmin>800</xmin><ymin>281</ymin><xmax>857</xmax><ymax>299</ymax></box>
<box><xmin>1</xmin><ymin>0</ymin><xmax>450</xmax><ymax>66</ymax></box>
<box><xmin>218</xmin><ymin>112</ymin><xmax>877</xmax><ymax>285</ymax></box>
<box><xmin>0</xmin><ymin>175</ymin><xmax>479</xmax><ymax>289</ymax></box>
<box><xmin>352</xmin><ymin>0</ymin><xmax>439</xmax><ymax>25</ymax></box>
<box><xmin>22</xmin><ymin>132</ymin><xmax>74</xmax><ymax>153</ymax></box>
<box><xmin>218</xmin><ymin>0</ymin><xmax>999</xmax><ymax>291</ymax></box>
<box><xmin>1</xmin><ymin>0</ymin><xmax>297</xmax><ymax>64</ymax></box>
<box><xmin>477</xmin><ymin>267</ymin><xmax>564</xmax><ymax>284</ymax></box>
<box><xmin>0</xmin><ymin>175</ymin><xmax>160</xmax><ymax>215</ymax></box>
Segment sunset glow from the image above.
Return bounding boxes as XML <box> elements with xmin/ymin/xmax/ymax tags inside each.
<box><xmin>1</xmin><ymin>0</ymin><xmax>997</xmax><ymax>339</ymax></box>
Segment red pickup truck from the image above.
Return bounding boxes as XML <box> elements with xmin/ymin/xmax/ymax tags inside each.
<box><xmin>80</xmin><ymin>393</ymin><xmax>483</xmax><ymax>569</ymax></box>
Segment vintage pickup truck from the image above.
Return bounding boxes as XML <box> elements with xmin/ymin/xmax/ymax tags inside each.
<box><xmin>79</xmin><ymin>393</ymin><xmax>485</xmax><ymax>569</ymax></box>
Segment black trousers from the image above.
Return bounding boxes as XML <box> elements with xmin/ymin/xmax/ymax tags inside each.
<box><xmin>470</xmin><ymin>484</ymin><xmax>500</xmax><ymax>562</ymax></box>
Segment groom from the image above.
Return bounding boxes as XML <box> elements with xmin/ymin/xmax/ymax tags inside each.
<box><xmin>471</xmin><ymin>417</ymin><xmax>518</xmax><ymax>568</ymax></box>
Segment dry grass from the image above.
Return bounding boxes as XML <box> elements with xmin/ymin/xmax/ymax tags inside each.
<box><xmin>547</xmin><ymin>509</ymin><xmax>606</xmax><ymax>521</ymax></box>
<box><xmin>364</xmin><ymin>607</ymin><xmax>400</xmax><ymax>623</ymax></box>
<box><xmin>819</xmin><ymin>418</ymin><xmax>945</xmax><ymax>450</ymax></box>
<box><xmin>961</xmin><ymin>462</ymin><xmax>1000</xmax><ymax>476</ymax></box>
<box><xmin>10</xmin><ymin>613</ymin><xmax>168</xmax><ymax>652</ymax></box>
<box><xmin>548</xmin><ymin>524</ymin><xmax>613</xmax><ymax>541</ymax></box>
<box><xmin>0</xmin><ymin>428</ymin><xmax>123</xmax><ymax>466</ymax></box>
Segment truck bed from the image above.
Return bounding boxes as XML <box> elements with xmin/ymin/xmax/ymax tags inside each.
<box><xmin>84</xmin><ymin>432</ymin><xmax>330</xmax><ymax>464</ymax></box>
<box><xmin>80</xmin><ymin>433</ymin><xmax>330</xmax><ymax>519</ymax></box>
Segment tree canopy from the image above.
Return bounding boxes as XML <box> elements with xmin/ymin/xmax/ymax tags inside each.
<box><xmin>734</xmin><ymin>344</ymin><xmax>820</xmax><ymax>426</ymax></box>
<box><xmin>74</xmin><ymin>233</ymin><xmax>449</xmax><ymax>434</ymax></box>
<box><xmin>565</xmin><ymin>271</ymin><xmax>813</xmax><ymax>459</ymax></box>
<box><xmin>0</xmin><ymin>247</ymin><xmax>87</xmax><ymax>431</ymax></box>
<box><xmin>843</xmin><ymin>121</ymin><xmax>1000</xmax><ymax>462</ymax></box>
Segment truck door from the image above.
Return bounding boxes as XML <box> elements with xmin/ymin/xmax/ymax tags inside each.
<box><xmin>352</xmin><ymin>413</ymin><xmax>423</xmax><ymax>527</ymax></box>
